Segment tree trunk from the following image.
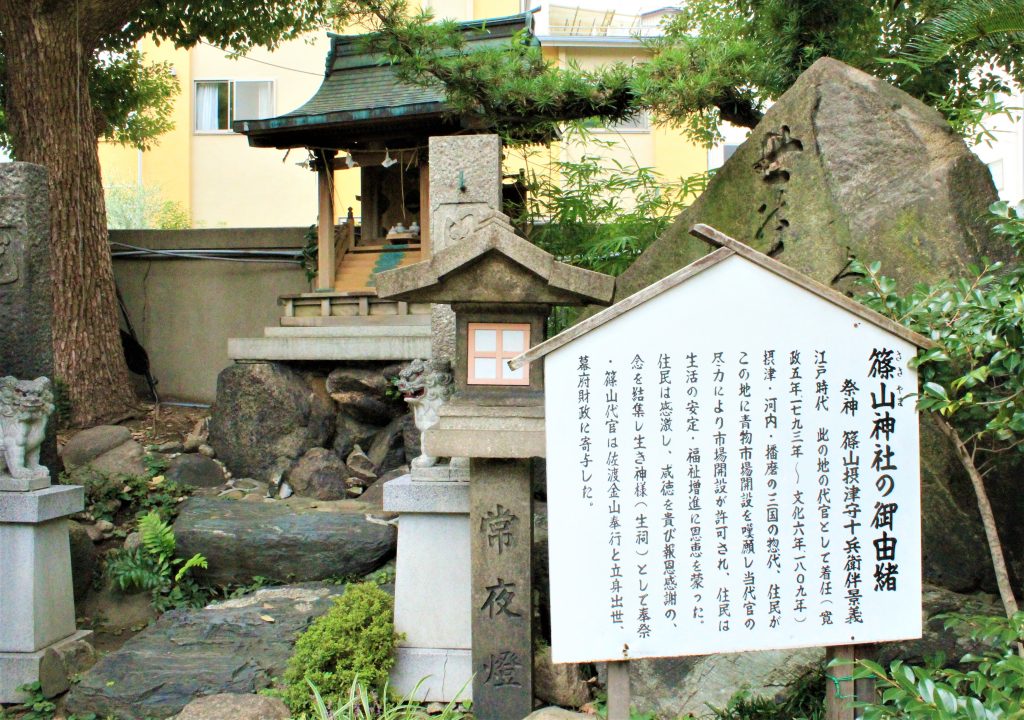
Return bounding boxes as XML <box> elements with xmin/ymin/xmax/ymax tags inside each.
<box><xmin>0</xmin><ymin>1</ymin><xmax>136</xmax><ymax>426</ymax></box>
<box><xmin>935</xmin><ymin>416</ymin><xmax>1020</xmax><ymax>619</ymax></box>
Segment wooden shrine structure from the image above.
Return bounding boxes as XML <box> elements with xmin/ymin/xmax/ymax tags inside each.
<box><xmin>229</xmin><ymin>13</ymin><xmax>536</xmax><ymax>360</ymax></box>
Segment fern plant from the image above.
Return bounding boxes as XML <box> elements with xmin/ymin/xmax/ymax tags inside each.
<box><xmin>105</xmin><ymin>511</ymin><xmax>208</xmax><ymax>612</ymax></box>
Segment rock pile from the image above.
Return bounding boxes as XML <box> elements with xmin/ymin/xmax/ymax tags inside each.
<box><xmin>208</xmin><ymin>361</ymin><xmax>416</xmax><ymax>501</ymax></box>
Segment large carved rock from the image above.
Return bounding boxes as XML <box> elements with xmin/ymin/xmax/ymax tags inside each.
<box><xmin>613</xmin><ymin>57</ymin><xmax>1011</xmax><ymax>594</ymax></box>
<box><xmin>616</xmin><ymin>57</ymin><xmax>1005</xmax><ymax>303</ymax></box>
<box><xmin>209</xmin><ymin>363</ymin><xmax>334</xmax><ymax>481</ymax></box>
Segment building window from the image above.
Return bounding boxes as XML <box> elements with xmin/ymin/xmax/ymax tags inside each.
<box><xmin>468</xmin><ymin>323</ymin><xmax>531</xmax><ymax>385</ymax></box>
<box><xmin>195</xmin><ymin>80</ymin><xmax>273</xmax><ymax>132</ymax></box>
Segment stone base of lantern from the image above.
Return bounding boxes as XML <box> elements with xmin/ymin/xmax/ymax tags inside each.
<box><xmin>0</xmin><ymin>630</ymin><xmax>93</xmax><ymax>704</ymax></box>
<box><xmin>384</xmin><ymin>467</ymin><xmax>472</xmax><ymax>702</ymax></box>
<box><xmin>0</xmin><ymin>484</ymin><xmax>87</xmax><ymax>703</ymax></box>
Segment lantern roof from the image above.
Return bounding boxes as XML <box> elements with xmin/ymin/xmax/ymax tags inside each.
<box><xmin>374</xmin><ymin>212</ymin><xmax>614</xmax><ymax>306</ymax></box>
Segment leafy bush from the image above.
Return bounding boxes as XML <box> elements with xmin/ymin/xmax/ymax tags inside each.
<box><xmin>70</xmin><ymin>464</ymin><xmax>189</xmax><ymax>526</ymax></box>
<box><xmin>105</xmin><ymin>510</ymin><xmax>207</xmax><ymax>612</ymax></box>
<box><xmin>852</xmin><ymin>613</ymin><xmax>1024</xmax><ymax>719</ymax></box>
<box><xmin>284</xmin><ymin>582</ymin><xmax>400</xmax><ymax>716</ymax></box>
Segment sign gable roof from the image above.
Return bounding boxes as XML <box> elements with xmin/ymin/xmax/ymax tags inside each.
<box><xmin>510</xmin><ymin>224</ymin><xmax>934</xmax><ymax>370</ymax></box>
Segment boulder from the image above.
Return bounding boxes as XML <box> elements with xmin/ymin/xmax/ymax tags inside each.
<box><xmin>524</xmin><ymin>709</ymin><xmax>591</xmax><ymax>720</ymax></box>
<box><xmin>326</xmin><ymin>365</ymin><xmax>404</xmax><ymax>425</ymax></box>
<box><xmin>332</xmin><ymin>412</ymin><xmax>380</xmax><ymax>462</ymax></box>
<box><xmin>208</xmin><ymin>362</ymin><xmax>334</xmax><ymax>482</ymax></box>
<box><xmin>172</xmin><ymin>693</ymin><xmax>290</xmax><ymax>720</ymax></box>
<box><xmin>66</xmin><ymin>584</ymin><xmax>345</xmax><ymax>720</ymax></box>
<box><xmin>346</xmin><ymin>445</ymin><xmax>378</xmax><ymax>485</ymax></box>
<box><xmin>615</xmin><ymin>58</ymin><xmax>1006</xmax><ymax>304</ymax></box>
<box><xmin>610</xmin><ymin>57</ymin><xmax>1012</xmax><ymax>594</ymax></box>
<box><xmin>368</xmin><ymin>414</ymin><xmax>408</xmax><ymax>473</ymax></box>
<box><xmin>61</xmin><ymin>425</ymin><xmax>132</xmax><ymax>469</ymax></box>
<box><xmin>360</xmin><ymin>466</ymin><xmax>408</xmax><ymax>511</ymax></box>
<box><xmin>626</xmin><ymin>584</ymin><xmax>1000</xmax><ymax>719</ymax></box>
<box><xmin>534</xmin><ymin>644</ymin><xmax>591</xmax><ymax>709</ymax></box>
<box><xmin>183</xmin><ymin>418</ymin><xmax>209</xmax><ymax>453</ymax></box>
<box><xmin>68</xmin><ymin>520</ymin><xmax>97</xmax><ymax>602</ymax></box>
<box><xmin>164</xmin><ymin>454</ymin><xmax>225</xmax><ymax>489</ymax></box>
<box><xmin>288</xmin><ymin>447</ymin><xmax>348</xmax><ymax>500</ymax></box>
<box><xmin>172</xmin><ymin>496</ymin><xmax>396</xmax><ymax>586</ymax></box>
<box><xmin>63</xmin><ymin>432</ymin><xmax>148</xmax><ymax>480</ymax></box>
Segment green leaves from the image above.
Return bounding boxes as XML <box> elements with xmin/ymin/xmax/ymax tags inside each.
<box><xmin>105</xmin><ymin>510</ymin><xmax>208</xmax><ymax>612</ymax></box>
<box><xmin>854</xmin><ymin>612</ymin><xmax>1024</xmax><ymax>720</ymax></box>
<box><xmin>852</xmin><ymin>203</ymin><xmax>1024</xmax><ymax>457</ymax></box>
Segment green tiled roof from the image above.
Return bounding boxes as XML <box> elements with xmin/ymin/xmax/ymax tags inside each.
<box><xmin>235</xmin><ymin>12</ymin><xmax>537</xmax><ymax>147</ymax></box>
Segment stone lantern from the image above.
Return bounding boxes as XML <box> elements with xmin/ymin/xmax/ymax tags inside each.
<box><xmin>376</xmin><ymin>209</ymin><xmax>613</xmax><ymax>720</ymax></box>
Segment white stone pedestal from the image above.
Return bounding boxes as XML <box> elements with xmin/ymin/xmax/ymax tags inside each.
<box><xmin>0</xmin><ymin>484</ymin><xmax>90</xmax><ymax>703</ymax></box>
<box><xmin>385</xmin><ymin>464</ymin><xmax>472</xmax><ymax>702</ymax></box>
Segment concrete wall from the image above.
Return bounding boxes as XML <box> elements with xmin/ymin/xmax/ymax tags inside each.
<box><xmin>111</xmin><ymin>227</ymin><xmax>310</xmax><ymax>403</ymax></box>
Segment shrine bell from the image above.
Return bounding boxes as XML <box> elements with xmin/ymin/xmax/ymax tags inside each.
<box><xmin>375</xmin><ymin>209</ymin><xmax>613</xmax><ymax>720</ymax></box>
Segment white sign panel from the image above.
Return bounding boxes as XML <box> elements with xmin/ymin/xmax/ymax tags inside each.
<box><xmin>545</xmin><ymin>255</ymin><xmax>922</xmax><ymax>664</ymax></box>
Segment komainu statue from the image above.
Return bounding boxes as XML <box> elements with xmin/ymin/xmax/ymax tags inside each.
<box><xmin>0</xmin><ymin>376</ymin><xmax>54</xmax><ymax>482</ymax></box>
<box><xmin>396</xmin><ymin>359</ymin><xmax>453</xmax><ymax>468</ymax></box>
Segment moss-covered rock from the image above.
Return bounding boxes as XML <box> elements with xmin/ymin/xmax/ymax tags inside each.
<box><xmin>612</xmin><ymin>57</ymin><xmax>1015</xmax><ymax>594</ymax></box>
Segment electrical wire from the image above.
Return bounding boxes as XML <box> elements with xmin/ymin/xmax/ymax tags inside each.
<box><xmin>198</xmin><ymin>41</ymin><xmax>324</xmax><ymax>77</ymax></box>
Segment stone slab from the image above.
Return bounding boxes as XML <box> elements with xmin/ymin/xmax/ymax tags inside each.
<box><xmin>0</xmin><ymin>484</ymin><xmax>84</xmax><ymax>523</ymax></box>
<box><xmin>0</xmin><ymin>515</ymin><xmax>78</xmax><ymax>652</ymax></box>
<box><xmin>263</xmin><ymin>323</ymin><xmax>432</xmax><ymax>337</ymax></box>
<box><xmin>0</xmin><ymin>630</ymin><xmax>93</xmax><ymax>704</ymax></box>
<box><xmin>426</xmin><ymin>404</ymin><xmax>546</xmax><ymax>459</ymax></box>
<box><xmin>390</xmin><ymin>647</ymin><xmax>472</xmax><ymax>703</ymax></box>
<box><xmin>0</xmin><ymin>474</ymin><xmax>51</xmax><ymax>493</ymax></box>
<box><xmin>393</xmin><ymin>513</ymin><xmax>471</xmax><ymax>649</ymax></box>
<box><xmin>227</xmin><ymin>335</ymin><xmax>431</xmax><ymax>361</ymax></box>
<box><xmin>428</xmin><ymin>135</ymin><xmax>502</xmax><ymax>219</ymax></box>
<box><xmin>384</xmin><ymin>475</ymin><xmax>470</xmax><ymax>514</ymax></box>
<box><xmin>411</xmin><ymin>461</ymin><xmax>470</xmax><ymax>483</ymax></box>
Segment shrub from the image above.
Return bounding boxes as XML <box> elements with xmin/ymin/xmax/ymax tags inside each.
<box><xmin>852</xmin><ymin>612</ymin><xmax>1024</xmax><ymax>719</ymax></box>
<box><xmin>284</xmin><ymin>582</ymin><xmax>400</xmax><ymax>716</ymax></box>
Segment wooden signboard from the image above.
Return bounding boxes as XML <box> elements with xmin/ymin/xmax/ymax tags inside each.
<box><xmin>515</xmin><ymin>226</ymin><xmax>930</xmax><ymax>718</ymax></box>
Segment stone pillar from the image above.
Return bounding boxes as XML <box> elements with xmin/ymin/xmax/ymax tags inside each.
<box><xmin>427</xmin><ymin>135</ymin><xmax>503</xmax><ymax>362</ymax></box>
<box><xmin>0</xmin><ymin>163</ymin><xmax>57</xmax><ymax>471</ymax></box>
<box><xmin>470</xmin><ymin>458</ymin><xmax>533</xmax><ymax>720</ymax></box>
<box><xmin>0</xmin><ymin>394</ymin><xmax>90</xmax><ymax>703</ymax></box>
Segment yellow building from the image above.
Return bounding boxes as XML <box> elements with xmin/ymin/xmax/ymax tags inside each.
<box><xmin>98</xmin><ymin>2</ymin><xmax>708</xmax><ymax>229</ymax></box>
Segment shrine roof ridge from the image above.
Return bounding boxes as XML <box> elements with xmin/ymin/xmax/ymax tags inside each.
<box><xmin>233</xmin><ymin>12</ymin><xmax>538</xmax><ymax>148</ymax></box>
<box><xmin>508</xmin><ymin>223</ymin><xmax>935</xmax><ymax>370</ymax></box>
<box><xmin>374</xmin><ymin>211</ymin><xmax>615</xmax><ymax>305</ymax></box>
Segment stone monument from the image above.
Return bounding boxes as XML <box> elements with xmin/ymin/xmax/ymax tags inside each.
<box><xmin>0</xmin><ymin>375</ymin><xmax>89</xmax><ymax>703</ymax></box>
<box><xmin>0</xmin><ymin>163</ymin><xmax>57</xmax><ymax>471</ymax></box>
<box><xmin>377</xmin><ymin>160</ymin><xmax>615</xmax><ymax>718</ymax></box>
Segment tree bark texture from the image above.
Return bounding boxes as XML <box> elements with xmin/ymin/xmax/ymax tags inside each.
<box><xmin>0</xmin><ymin>0</ymin><xmax>136</xmax><ymax>425</ymax></box>
<box><xmin>935</xmin><ymin>416</ymin><xmax>1020</xmax><ymax>619</ymax></box>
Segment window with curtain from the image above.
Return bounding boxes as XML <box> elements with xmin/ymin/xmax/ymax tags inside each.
<box><xmin>195</xmin><ymin>80</ymin><xmax>273</xmax><ymax>132</ymax></box>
